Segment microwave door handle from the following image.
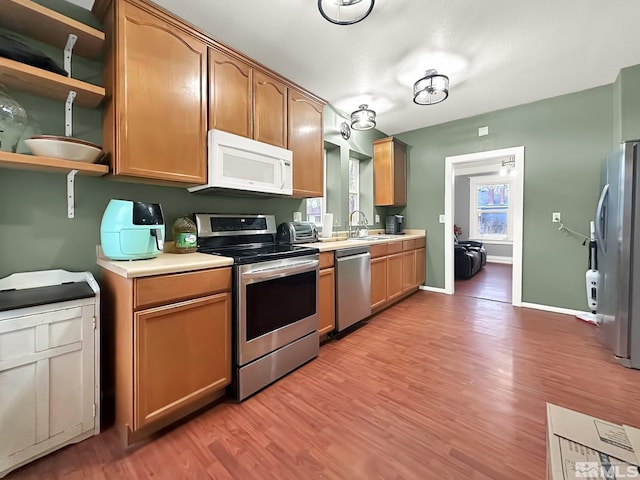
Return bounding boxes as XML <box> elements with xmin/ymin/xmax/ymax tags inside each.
<box><xmin>280</xmin><ymin>160</ymin><xmax>285</xmax><ymax>189</ymax></box>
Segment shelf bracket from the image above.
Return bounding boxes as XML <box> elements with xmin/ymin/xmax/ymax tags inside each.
<box><xmin>67</xmin><ymin>169</ymin><xmax>78</xmax><ymax>219</ymax></box>
<box><xmin>65</xmin><ymin>90</ymin><xmax>76</xmax><ymax>137</ymax></box>
<box><xmin>64</xmin><ymin>34</ymin><xmax>77</xmax><ymax>78</ymax></box>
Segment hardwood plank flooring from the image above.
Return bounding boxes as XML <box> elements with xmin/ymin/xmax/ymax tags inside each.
<box><xmin>8</xmin><ymin>292</ymin><xmax>640</xmax><ymax>479</ymax></box>
<box><xmin>455</xmin><ymin>262</ymin><xmax>512</xmax><ymax>303</ymax></box>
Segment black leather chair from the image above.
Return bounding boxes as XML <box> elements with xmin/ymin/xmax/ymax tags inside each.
<box><xmin>454</xmin><ymin>238</ymin><xmax>487</xmax><ymax>279</ymax></box>
<box><xmin>457</xmin><ymin>240</ymin><xmax>487</xmax><ymax>267</ymax></box>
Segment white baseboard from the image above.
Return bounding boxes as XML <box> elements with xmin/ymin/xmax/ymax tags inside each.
<box><xmin>487</xmin><ymin>255</ymin><xmax>513</xmax><ymax>264</ymax></box>
<box><xmin>419</xmin><ymin>285</ymin><xmax>448</xmax><ymax>294</ymax></box>
<box><xmin>520</xmin><ymin>302</ymin><xmax>588</xmax><ymax>317</ymax></box>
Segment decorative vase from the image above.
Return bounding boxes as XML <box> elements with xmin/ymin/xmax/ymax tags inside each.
<box><xmin>0</xmin><ymin>84</ymin><xmax>27</xmax><ymax>153</ymax></box>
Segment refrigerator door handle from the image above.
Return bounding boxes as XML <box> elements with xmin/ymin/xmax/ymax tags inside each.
<box><xmin>595</xmin><ymin>183</ymin><xmax>609</xmax><ymax>250</ymax></box>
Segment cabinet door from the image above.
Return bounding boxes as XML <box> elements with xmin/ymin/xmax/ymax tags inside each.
<box><xmin>253</xmin><ymin>70</ymin><xmax>287</xmax><ymax>148</ymax></box>
<box><xmin>117</xmin><ymin>2</ymin><xmax>207</xmax><ymax>184</ymax></box>
<box><xmin>288</xmin><ymin>89</ymin><xmax>324</xmax><ymax>197</ymax></box>
<box><xmin>374</xmin><ymin>137</ymin><xmax>407</xmax><ymax>206</ymax></box>
<box><xmin>209</xmin><ymin>48</ymin><xmax>252</xmax><ymax>138</ymax></box>
<box><xmin>387</xmin><ymin>253</ymin><xmax>403</xmax><ymax>302</ymax></box>
<box><xmin>371</xmin><ymin>256</ymin><xmax>387</xmax><ymax>309</ymax></box>
<box><xmin>134</xmin><ymin>293</ymin><xmax>231</xmax><ymax>429</ymax></box>
<box><xmin>318</xmin><ymin>268</ymin><xmax>335</xmax><ymax>335</ymax></box>
<box><xmin>415</xmin><ymin>248</ymin><xmax>426</xmax><ymax>286</ymax></box>
<box><xmin>402</xmin><ymin>250</ymin><xmax>416</xmax><ymax>292</ymax></box>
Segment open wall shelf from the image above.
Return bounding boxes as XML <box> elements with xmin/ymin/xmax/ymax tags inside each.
<box><xmin>0</xmin><ymin>0</ymin><xmax>105</xmax><ymax>59</ymax></box>
<box><xmin>0</xmin><ymin>151</ymin><xmax>109</xmax><ymax>176</ymax></box>
<box><xmin>0</xmin><ymin>57</ymin><xmax>105</xmax><ymax>108</ymax></box>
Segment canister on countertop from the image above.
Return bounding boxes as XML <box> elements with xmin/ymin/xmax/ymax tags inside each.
<box><xmin>172</xmin><ymin>215</ymin><xmax>197</xmax><ymax>253</ymax></box>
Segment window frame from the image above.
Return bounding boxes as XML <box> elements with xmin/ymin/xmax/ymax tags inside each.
<box><xmin>305</xmin><ymin>150</ymin><xmax>327</xmax><ymax>227</ymax></box>
<box><xmin>468</xmin><ymin>175</ymin><xmax>513</xmax><ymax>242</ymax></box>
<box><xmin>348</xmin><ymin>157</ymin><xmax>360</xmax><ymax>223</ymax></box>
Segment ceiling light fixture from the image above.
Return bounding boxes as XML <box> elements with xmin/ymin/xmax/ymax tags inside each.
<box><xmin>350</xmin><ymin>104</ymin><xmax>376</xmax><ymax>130</ymax></box>
<box><xmin>499</xmin><ymin>158</ymin><xmax>516</xmax><ymax>176</ymax></box>
<box><xmin>318</xmin><ymin>0</ymin><xmax>375</xmax><ymax>26</ymax></box>
<box><xmin>413</xmin><ymin>69</ymin><xmax>450</xmax><ymax>105</ymax></box>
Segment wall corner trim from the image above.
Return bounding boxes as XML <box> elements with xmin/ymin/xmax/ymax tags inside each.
<box><xmin>520</xmin><ymin>302</ymin><xmax>589</xmax><ymax>317</ymax></box>
<box><xmin>486</xmin><ymin>256</ymin><xmax>513</xmax><ymax>264</ymax></box>
<box><xmin>419</xmin><ymin>285</ymin><xmax>448</xmax><ymax>294</ymax></box>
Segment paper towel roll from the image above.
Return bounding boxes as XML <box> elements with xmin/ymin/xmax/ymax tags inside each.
<box><xmin>322</xmin><ymin>213</ymin><xmax>334</xmax><ymax>238</ymax></box>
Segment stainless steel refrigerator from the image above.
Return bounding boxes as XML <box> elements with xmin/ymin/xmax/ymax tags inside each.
<box><xmin>595</xmin><ymin>140</ymin><xmax>640</xmax><ymax>368</ymax></box>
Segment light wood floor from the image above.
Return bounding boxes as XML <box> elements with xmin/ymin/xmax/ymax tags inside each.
<box><xmin>9</xmin><ymin>292</ymin><xmax>640</xmax><ymax>479</ymax></box>
<box><xmin>455</xmin><ymin>262</ymin><xmax>512</xmax><ymax>303</ymax></box>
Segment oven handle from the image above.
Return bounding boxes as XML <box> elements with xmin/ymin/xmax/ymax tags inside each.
<box><xmin>242</xmin><ymin>259</ymin><xmax>319</xmax><ymax>283</ymax></box>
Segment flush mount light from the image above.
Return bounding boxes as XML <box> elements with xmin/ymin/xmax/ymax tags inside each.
<box><xmin>318</xmin><ymin>0</ymin><xmax>375</xmax><ymax>26</ymax></box>
<box><xmin>413</xmin><ymin>69</ymin><xmax>450</xmax><ymax>105</ymax></box>
<box><xmin>499</xmin><ymin>158</ymin><xmax>516</xmax><ymax>176</ymax></box>
<box><xmin>350</xmin><ymin>104</ymin><xmax>376</xmax><ymax>131</ymax></box>
<box><xmin>340</xmin><ymin>121</ymin><xmax>352</xmax><ymax>140</ymax></box>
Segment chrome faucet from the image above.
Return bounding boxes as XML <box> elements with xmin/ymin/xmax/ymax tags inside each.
<box><xmin>348</xmin><ymin>210</ymin><xmax>369</xmax><ymax>238</ymax></box>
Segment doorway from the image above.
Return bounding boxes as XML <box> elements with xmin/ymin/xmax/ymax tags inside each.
<box><xmin>444</xmin><ymin>147</ymin><xmax>524</xmax><ymax>306</ymax></box>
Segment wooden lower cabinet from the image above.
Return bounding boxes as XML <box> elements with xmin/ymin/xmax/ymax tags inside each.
<box><xmin>368</xmin><ymin>237</ymin><xmax>426</xmax><ymax>312</ymax></box>
<box><xmin>318</xmin><ymin>267</ymin><xmax>335</xmax><ymax>335</ymax></box>
<box><xmin>402</xmin><ymin>250</ymin><xmax>416</xmax><ymax>292</ymax></box>
<box><xmin>387</xmin><ymin>253</ymin><xmax>403</xmax><ymax>302</ymax></box>
<box><xmin>371</xmin><ymin>256</ymin><xmax>387</xmax><ymax>309</ymax></box>
<box><xmin>416</xmin><ymin>248</ymin><xmax>426</xmax><ymax>286</ymax></box>
<box><xmin>134</xmin><ymin>293</ymin><xmax>230</xmax><ymax>429</ymax></box>
<box><xmin>101</xmin><ymin>267</ymin><xmax>232</xmax><ymax>446</ymax></box>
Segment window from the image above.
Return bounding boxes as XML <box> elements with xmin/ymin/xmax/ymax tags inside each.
<box><xmin>349</xmin><ymin>158</ymin><xmax>360</xmax><ymax>222</ymax></box>
<box><xmin>469</xmin><ymin>175</ymin><xmax>512</xmax><ymax>241</ymax></box>
<box><xmin>306</xmin><ymin>150</ymin><xmax>327</xmax><ymax>226</ymax></box>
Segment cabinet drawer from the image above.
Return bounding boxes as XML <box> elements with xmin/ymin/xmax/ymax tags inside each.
<box><xmin>134</xmin><ymin>268</ymin><xmax>231</xmax><ymax>310</ymax></box>
<box><xmin>370</xmin><ymin>243</ymin><xmax>388</xmax><ymax>259</ymax></box>
<box><xmin>319</xmin><ymin>252</ymin><xmax>334</xmax><ymax>269</ymax></box>
<box><xmin>388</xmin><ymin>241</ymin><xmax>403</xmax><ymax>255</ymax></box>
<box><xmin>415</xmin><ymin>237</ymin><xmax>426</xmax><ymax>249</ymax></box>
<box><xmin>403</xmin><ymin>239</ymin><xmax>416</xmax><ymax>251</ymax></box>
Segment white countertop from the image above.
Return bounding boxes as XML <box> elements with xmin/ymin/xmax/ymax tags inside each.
<box><xmin>97</xmin><ymin>230</ymin><xmax>426</xmax><ymax>278</ymax></box>
<box><xmin>97</xmin><ymin>247</ymin><xmax>233</xmax><ymax>279</ymax></box>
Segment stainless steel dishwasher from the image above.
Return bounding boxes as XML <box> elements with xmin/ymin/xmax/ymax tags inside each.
<box><xmin>335</xmin><ymin>246</ymin><xmax>372</xmax><ymax>332</ymax></box>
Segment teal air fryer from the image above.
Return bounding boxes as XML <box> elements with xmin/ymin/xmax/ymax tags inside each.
<box><xmin>100</xmin><ymin>199</ymin><xmax>165</xmax><ymax>260</ymax></box>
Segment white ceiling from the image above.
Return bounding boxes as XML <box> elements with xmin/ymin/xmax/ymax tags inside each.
<box><xmin>75</xmin><ymin>0</ymin><xmax>640</xmax><ymax>135</ymax></box>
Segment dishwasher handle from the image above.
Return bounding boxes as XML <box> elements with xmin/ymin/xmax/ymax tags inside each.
<box><xmin>335</xmin><ymin>246</ymin><xmax>370</xmax><ymax>259</ymax></box>
<box><xmin>336</xmin><ymin>252</ymin><xmax>371</xmax><ymax>263</ymax></box>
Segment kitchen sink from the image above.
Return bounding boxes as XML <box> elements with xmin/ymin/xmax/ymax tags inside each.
<box><xmin>349</xmin><ymin>235</ymin><xmax>394</xmax><ymax>241</ymax></box>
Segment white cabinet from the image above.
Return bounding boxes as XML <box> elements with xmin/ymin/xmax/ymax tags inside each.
<box><xmin>0</xmin><ymin>271</ymin><xmax>100</xmax><ymax>478</ymax></box>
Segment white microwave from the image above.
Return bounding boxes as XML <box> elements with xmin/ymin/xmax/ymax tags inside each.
<box><xmin>189</xmin><ymin>129</ymin><xmax>293</xmax><ymax>196</ymax></box>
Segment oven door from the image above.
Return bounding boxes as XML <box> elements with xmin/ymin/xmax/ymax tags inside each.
<box><xmin>237</xmin><ymin>254</ymin><xmax>319</xmax><ymax>365</ymax></box>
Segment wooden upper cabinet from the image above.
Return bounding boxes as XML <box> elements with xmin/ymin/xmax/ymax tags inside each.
<box><xmin>209</xmin><ymin>48</ymin><xmax>252</xmax><ymax>138</ymax></box>
<box><xmin>253</xmin><ymin>70</ymin><xmax>287</xmax><ymax>148</ymax></box>
<box><xmin>288</xmin><ymin>89</ymin><xmax>324</xmax><ymax>198</ymax></box>
<box><xmin>374</xmin><ymin>137</ymin><xmax>407</xmax><ymax>206</ymax></box>
<box><xmin>110</xmin><ymin>1</ymin><xmax>207</xmax><ymax>185</ymax></box>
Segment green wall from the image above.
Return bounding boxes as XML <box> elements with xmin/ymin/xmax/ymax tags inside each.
<box><xmin>396</xmin><ymin>85</ymin><xmax>614</xmax><ymax>310</ymax></box>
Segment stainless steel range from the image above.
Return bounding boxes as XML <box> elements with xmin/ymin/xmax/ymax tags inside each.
<box><xmin>194</xmin><ymin>214</ymin><xmax>319</xmax><ymax>400</ymax></box>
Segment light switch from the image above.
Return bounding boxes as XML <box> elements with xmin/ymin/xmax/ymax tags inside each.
<box><xmin>478</xmin><ymin>126</ymin><xmax>489</xmax><ymax>136</ymax></box>
<box><xmin>375</xmin><ymin>214</ymin><xmax>380</xmax><ymax>223</ymax></box>
<box><xmin>439</xmin><ymin>214</ymin><xmax>446</xmax><ymax>223</ymax></box>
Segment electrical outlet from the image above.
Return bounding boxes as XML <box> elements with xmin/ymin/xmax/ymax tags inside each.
<box><xmin>375</xmin><ymin>214</ymin><xmax>380</xmax><ymax>223</ymax></box>
<box><xmin>439</xmin><ymin>214</ymin><xmax>446</xmax><ymax>224</ymax></box>
<box><xmin>552</xmin><ymin>212</ymin><xmax>561</xmax><ymax>223</ymax></box>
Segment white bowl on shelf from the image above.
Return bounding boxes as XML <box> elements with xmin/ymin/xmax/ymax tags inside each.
<box><xmin>24</xmin><ymin>135</ymin><xmax>105</xmax><ymax>163</ymax></box>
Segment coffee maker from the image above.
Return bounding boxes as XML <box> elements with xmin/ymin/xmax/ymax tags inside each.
<box><xmin>385</xmin><ymin>214</ymin><xmax>404</xmax><ymax>235</ymax></box>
